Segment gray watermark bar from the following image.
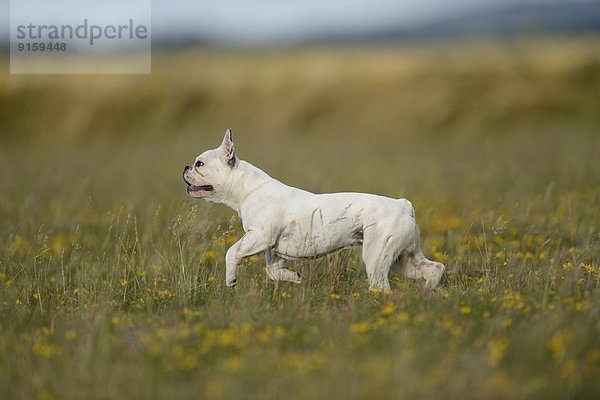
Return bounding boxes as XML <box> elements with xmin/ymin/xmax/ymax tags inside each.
<box><xmin>10</xmin><ymin>0</ymin><xmax>151</xmax><ymax>74</ymax></box>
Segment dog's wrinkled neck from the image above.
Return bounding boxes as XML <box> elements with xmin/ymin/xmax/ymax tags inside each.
<box><xmin>206</xmin><ymin>160</ymin><xmax>271</xmax><ymax>213</ymax></box>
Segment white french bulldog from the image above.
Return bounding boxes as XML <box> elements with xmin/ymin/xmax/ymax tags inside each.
<box><xmin>183</xmin><ymin>129</ymin><xmax>445</xmax><ymax>292</ymax></box>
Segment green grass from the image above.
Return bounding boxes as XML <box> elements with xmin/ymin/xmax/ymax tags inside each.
<box><xmin>1</xmin><ymin>39</ymin><xmax>599</xmax><ymax>399</ymax></box>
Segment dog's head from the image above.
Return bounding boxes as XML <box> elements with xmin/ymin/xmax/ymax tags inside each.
<box><xmin>183</xmin><ymin>129</ymin><xmax>238</xmax><ymax>199</ymax></box>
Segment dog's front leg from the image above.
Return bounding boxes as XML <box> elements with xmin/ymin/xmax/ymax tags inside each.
<box><xmin>225</xmin><ymin>230</ymin><xmax>270</xmax><ymax>287</ymax></box>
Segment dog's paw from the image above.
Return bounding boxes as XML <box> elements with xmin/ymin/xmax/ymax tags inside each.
<box><xmin>291</xmin><ymin>273</ymin><xmax>302</xmax><ymax>284</ymax></box>
<box><xmin>226</xmin><ymin>278</ymin><xmax>237</xmax><ymax>287</ymax></box>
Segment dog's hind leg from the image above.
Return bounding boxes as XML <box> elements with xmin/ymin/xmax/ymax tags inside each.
<box><xmin>362</xmin><ymin>227</ymin><xmax>397</xmax><ymax>291</ymax></box>
<box><xmin>393</xmin><ymin>218</ymin><xmax>445</xmax><ymax>294</ymax></box>
<box><xmin>265</xmin><ymin>249</ymin><xmax>302</xmax><ymax>284</ymax></box>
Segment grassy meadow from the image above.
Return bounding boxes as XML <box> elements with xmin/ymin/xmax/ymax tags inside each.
<box><xmin>0</xmin><ymin>39</ymin><xmax>599</xmax><ymax>399</ymax></box>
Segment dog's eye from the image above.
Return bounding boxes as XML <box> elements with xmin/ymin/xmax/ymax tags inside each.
<box><xmin>195</xmin><ymin>160</ymin><xmax>204</xmax><ymax>168</ymax></box>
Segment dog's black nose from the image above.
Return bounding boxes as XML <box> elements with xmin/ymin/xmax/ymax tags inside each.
<box><xmin>183</xmin><ymin>165</ymin><xmax>190</xmax><ymax>173</ymax></box>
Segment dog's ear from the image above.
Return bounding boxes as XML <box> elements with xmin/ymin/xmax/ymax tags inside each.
<box><xmin>220</xmin><ymin>128</ymin><xmax>237</xmax><ymax>168</ymax></box>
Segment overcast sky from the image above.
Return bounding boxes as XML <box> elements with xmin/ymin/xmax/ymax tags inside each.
<box><xmin>151</xmin><ymin>0</ymin><xmax>484</xmax><ymax>43</ymax></box>
<box><xmin>0</xmin><ymin>0</ymin><xmax>579</xmax><ymax>45</ymax></box>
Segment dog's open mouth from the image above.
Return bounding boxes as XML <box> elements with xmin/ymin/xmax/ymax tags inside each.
<box><xmin>187</xmin><ymin>184</ymin><xmax>214</xmax><ymax>194</ymax></box>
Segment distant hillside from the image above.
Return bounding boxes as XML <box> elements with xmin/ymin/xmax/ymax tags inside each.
<box><xmin>154</xmin><ymin>1</ymin><xmax>600</xmax><ymax>47</ymax></box>
<box><xmin>333</xmin><ymin>1</ymin><xmax>600</xmax><ymax>43</ymax></box>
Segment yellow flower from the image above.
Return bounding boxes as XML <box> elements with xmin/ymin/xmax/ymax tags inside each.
<box><xmin>64</xmin><ymin>330</ymin><xmax>77</xmax><ymax>341</ymax></box>
<box><xmin>11</xmin><ymin>235</ymin><xmax>29</xmax><ymax>254</ymax></box>
<box><xmin>220</xmin><ymin>356</ymin><xmax>242</xmax><ymax>373</ymax></box>
<box><xmin>350</xmin><ymin>321</ymin><xmax>371</xmax><ymax>334</ymax></box>
<box><xmin>181</xmin><ymin>352</ymin><xmax>199</xmax><ymax>370</ymax></box>
<box><xmin>204</xmin><ymin>379</ymin><xmax>225</xmax><ymax>400</ymax></box>
<box><xmin>460</xmin><ymin>306</ymin><xmax>472</xmax><ymax>315</ymax></box>
<box><xmin>397</xmin><ymin>312</ymin><xmax>410</xmax><ymax>323</ymax></box>
<box><xmin>216</xmin><ymin>329</ymin><xmax>239</xmax><ymax>348</ymax></box>
<box><xmin>41</xmin><ymin>327</ymin><xmax>54</xmax><ymax>336</ymax></box>
<box><xmin>559</xmin><ymin>359</ymin><xmax>581</xmax><ymax>385</ymax></box>
<box><xmin>156</xmin><ymin>289</ymin><xmax>176</xmax><ymax>300</ymax></box>
<box><xmin>369</xmin><ymin>287</ymin><xmax>393</xmax><ymax>295</ymax></box>
<box><xmin>575</xmin><ymin>300</ymin><xmax>591</xmax><ymax>312</ymax></box>
<box><xmin>148</xmin><ymin>343</ymin><xmax>162</xmax><ymax>357</ymax></box>
<box><xmin>181</xmin><ymin>307</ymin><xmax>193</xmax><ymax>320</ymax></box>
<box><xmin>501</xmin><ymin>290</ymin><xmax>526</xmax><ymax>312</ymax></box>
<box><xmin>202</xmin><ymin>250</ymin><xmax>217</xmax><ymax>264</ymax></box>
<box><xmin>487</xmin><ymin>338</ymin><xmax>508</xmax><ymax>366</ymax></box>
<box><xmin>33</xmin><ymin>338</ymin><xmax>60</xmax><ymax>358</ymax></box>
<box><xmin>49</xmin><ymin>233</ymin><xmax>68</xmax><ymax>256</ymax></box>
<box><xmin>581</xmin><ymin>263</ymin><xmax>597</xmax><ymax>274</ymax></box>
<box><xmin>281</xmin><ymin>352</ymin><xmax>325</xmax><ymax>374</ymax></box>
<box><xmin>381</xmin><ymin>302</ymin><xmax>396</xmax><ymax>317</ymax></box>
<box><xmin>274</xmin><ymin>326</ymin><xmax>286</xmax><ymax>338</ymax></box>
<box><xmin>547</xmin><ymin>331</ymin><xmax>573</xmax><ymax>359</ymax></box>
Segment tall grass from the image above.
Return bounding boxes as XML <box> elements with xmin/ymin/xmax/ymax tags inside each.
<box><xmin>0</xmin><ymin>39</ymin><xmax>599</xmax><ymax>399</ymax></box>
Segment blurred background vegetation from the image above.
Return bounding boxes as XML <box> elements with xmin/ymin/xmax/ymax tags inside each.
<box><xmin>1</xmin><ymin>1</ymin><xmax>599</xmax><ymax>399</ymax></box>
<box><xmin>1</xmin><ymin>39</ymin><xmax>599</xmax><ymax>224</ymax></box>
<box><xmin>2</xmin><ymin>39</ymin><xmax>600</xmax><ymax>200</ymax></box>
